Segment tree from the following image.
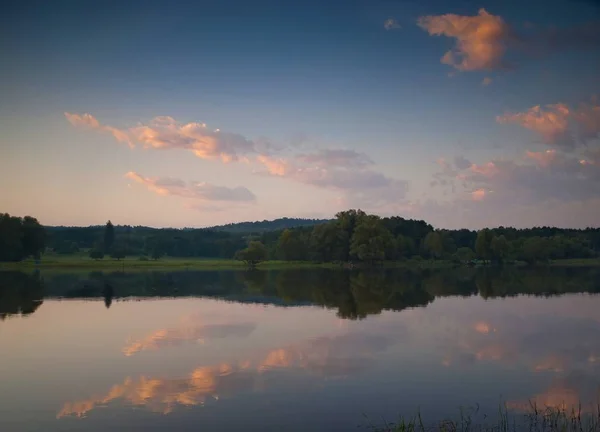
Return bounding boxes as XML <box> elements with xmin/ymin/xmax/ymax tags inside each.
<box><xmin>521</xmin><ymin>236</ymin><xmax>550</xmax><ymax>263</ymax></box>
<box><xmin>0</xmin><ymin>213</ymin><xmax>46</xmax><ymax>262</ymax></box>
<box><xmin>490</xmin><ymin>235</ymin><xmax>509</xmax><ymax>263</ymax></box>
<box><xmin>151</xmin><ymin>245</ymin><xmax>164</xmax><ymax>260</ymax></box>
<box><xmin>276</xmin><ymin>229</ymin><xmax>308</xmax><ymax>261</ymax></box>
<box><xmin>89</xmin><ymin>248</ymin><xmax>104</xmax><ymax>260</ymax></box>
<box><xmin>104</xmin><ymin>220</ymin><xmax>115</xmax><ymax>254</ymax></box>
<box><xmin>423</xmin><ymin>231</ymin><xmax>444</xmax><ymax>260</ymax></box>
<box><xmin>21</xmin><ymin>216</ymin><xmax>46</xmax><ymax>259</ymax></box>
<box><xmin>475</xmin><ymin>229</ymin><xmax>494</xmax><ymax>262</ymax></box>
<box><xmin>110</xmin><ymin>244</ymin><xmax>126</xmax><ymax>260</ymax></box>
<box><xmin>335</xmin><ymin>209</ymin><xmax>367</xmax><ymax>261</ymax></box>
<box><xmin>454</xmin><ymin>247</ymin><xmax>475</xmax><ymax>262</ymax></box>
<box><xmin>349</xmin><ymin>215</ymin><xmax>394</xmax><ymax>263</ymax></box>
<box><xmin>235</xmin><ymin>241</ymin><xmax>268</xmax><ymax>268</ymax></box>
<box><xmin>310</xmin><ymin>222</ymin><xmax>343</xmax><ymax>262</ymax></box>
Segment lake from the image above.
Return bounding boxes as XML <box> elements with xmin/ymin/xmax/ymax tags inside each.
<box><xmin>1</xmin><ymin>267</ymin><xmax>600</xmax><ymax>431</ymax></box>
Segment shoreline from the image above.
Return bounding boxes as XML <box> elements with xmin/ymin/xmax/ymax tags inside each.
<box><xmin>1</xmin><ymin>257</ymin><xmax>599</xmax><ymax>271</ymax></box>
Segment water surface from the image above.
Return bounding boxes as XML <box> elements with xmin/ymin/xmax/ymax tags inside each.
<box><xmin>1</xmin><ymin>268</ymin><xmax>600</xmax><ymax>431</ymax></box>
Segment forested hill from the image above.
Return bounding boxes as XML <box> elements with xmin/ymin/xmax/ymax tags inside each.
<box><xmin>207</xmin><ymin>217</ymin><xmax>331</xmax><ymax>233</ymax></box>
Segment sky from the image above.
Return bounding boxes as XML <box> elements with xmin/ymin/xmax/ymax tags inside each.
<box><xmin>1</xmin><ymin>0</ymin><xmax>600</xmax><ymax>229</ymax></box>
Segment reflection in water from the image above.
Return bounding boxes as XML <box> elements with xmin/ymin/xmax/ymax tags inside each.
<box><xmin>2</xmin><ymin>267</ymin><xmax>600</xmax><ymax>430</ymax></box>
<box><xmin>58</xmin><ymin>332</ymin><xmax>392</xmax><ymax>418</ymax></box>
<box><xmin>0</xmin><ymin>271</ymin><xmax>44</xmax><ymax>320</ymax></box>
<box><xmin>441</xmin><ymin>314</ymin><xmax>600</xmax><ymax>373</ymax></box>
<box><xmin>3</xmin><ymin>267</ymin><xmax>600</xmax><ymax>321</ymax></box>
<box><xmin>508</xmin><ymin>372</ymin><xmax>600</xmax><ymax>412</ymax></box>
<box><xmin>123</xmin><ymin>314</ymin><xmax>256</xmax><ymax>356</ymax></box>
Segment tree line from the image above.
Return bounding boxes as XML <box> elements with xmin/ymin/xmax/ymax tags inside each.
<box><xmin>0</xmin><ymin>209</ymin><xmax>599</xmax><ymax>264</ymax></box>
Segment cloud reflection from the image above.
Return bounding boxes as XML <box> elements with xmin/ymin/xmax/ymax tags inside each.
<box><xmin>59</xmin><ymin>332</ymin><xmax>392</xmax><ymax>418</ymax></box>
<box><xmin>123</xmin><ymin>316</ymin><xmax>256</xmax><ymax>356</ymax></box>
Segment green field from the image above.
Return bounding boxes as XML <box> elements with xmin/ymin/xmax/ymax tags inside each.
<box><xmin>2</xmin><ymin>252</ymin><xmax>600</xmax><ymax>271</ymax></box>
<box><xmin>0</xmin><ymin>254</ymin><xmax>339</xmax><ymax>271</ymax></box>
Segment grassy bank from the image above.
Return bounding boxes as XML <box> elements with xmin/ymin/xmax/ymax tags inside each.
<box><xmin>1</xmin><ymin>254</ymin><xmax>600</xmax><ymax>271</ymax></box>
<box><xmin>368</xmin><ymin>405</ymin><xmax>600</xmax><ymax>432</ymax></box>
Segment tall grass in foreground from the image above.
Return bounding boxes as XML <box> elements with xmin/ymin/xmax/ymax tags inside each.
<box><xmin>367</xmin><ymin>404</ymin><xmax>600</xmax><ymax>432</ymax></box>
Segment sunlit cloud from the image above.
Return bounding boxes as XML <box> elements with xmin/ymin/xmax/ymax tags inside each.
<box><xmin>384</xmin><ymin>18</ymin><xmax>401</xmax><ymax>31</ymax></box>
<box><xmin>471</xmin><ymin>189</ymin><xmax>487</xmax><ymax>201</ymax></box>
<box><xmin>417</xmin><ymin>9</ymin><xmax>511</xmax><ymax>71</ymax></box>
<box><xmin>65</xmin><ymin>112</ymin><xmax>134</xmax><ymax>147</ymax></box>
<box><xmin>417</xmin><ymin>9</ymin><xmax>600</xmax><ymax>74</ymax></box>
<box><xmin>65</xmin><ymin>113</ymin><xmax>257</xmax><ymax>162</ymax></box>
<box><xmin>481</xmin><ymin>77</ymin><xmax>493</xmax><ymax>86</ymax></box>
<box><xmin>526</xmin><ymin>150</ymin><xmax>557</xmax><ymax>167</ymax></box>
<box><xmin>255</xmin><ymin>151</ymin><xmax>408</xmax><ymax>212</ymax></box>
<box><xmin>125</xmin><ymin>171</ymin><xmax>256</xmax><ymax>203</ymax></box>
<box><xmin>497</xmin><ymin>100</ymin><xmax>600</xmax><ymax>148</ymax></box>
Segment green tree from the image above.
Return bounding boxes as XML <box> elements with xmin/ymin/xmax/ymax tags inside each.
<box><xmin>235</xmin><ymin>241</ymin><xmax>268</xmax><ymax>268</ymax></box>
<box><xmin>0</xmin><ymin>214</ymin><xmax>24</xmax><ymax>262</ymax></box>
<box><xmin>21</xmin><ymin>216</ymin><xmax>46</xmax><ymax>259</ymax></box>
<box><xmin>423</xmin><ymin>231</ymin><xmax>444</xmax><ymax>260</ymax></box>
<box><xmin>335</xmin><ymin>209</ymin><xmax>367</xmax><ymax>261</ymax></box>
<box><xmin>310</xmin><ymin>222</ymin><xmax>343</xmax><ymax>262</ymax></box>
<box><xmin>349</xmin><ymin>215</ymin><xmax>394</xmax><ymax>263</ymax></box>
<box><xmin>0</xmin><ymin>213</ymin><xmax>46</xmax><ymax>262</ymax></box>
<box><xmin>276</xmin><ymin>229</ymin><xmax>308</xmax><ymax>261</ymax></box>
<box><xmin>490</xmin><ymin>235</ymin><xmax>509</xmax><ymax>263</ymax></box>
<box><xmin>454</xmin><ymin>247</ymin><xmax>475</xmax><ymax>262</ymax></box>
<box><xmin>104</xmin><ymin>220</ymin><xmax>115</xmax><ymax>254</ymax></box>
<box><xmin>89</xmin><ymin>248</ymin><xmax>104</xmax><ymax>260</ymax></box>
<box><xmin>110</xmin><ymin>244</ymin><xmax>126</xmax><ymax>260</ymax></box>
<box><xmin>150</xmin><ymin>245</ymin><xmax>163</xmax><ymax>260</ymax></box>
<box><xmin>475</xmin><ymin>229</ymin><xmax>494</xmax><ymax>262</ymax></box>
<box><xmin>521</xmin><ymin>236</ymin><xmax>550</xmax><ymax>263</ymax></box>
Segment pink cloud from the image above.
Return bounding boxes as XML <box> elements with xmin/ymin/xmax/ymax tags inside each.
<box><xmin>125</xmin><ymin>171</ymin><xmax>256</xmax><ymax>203</ymax></box>
<box><xmin>418</xmin><ymin>10</ymin><xmax>600</xmax><ymax>74</ymax></box>
<box><xmin>255</xmin><ymin>151</ymin><xmax>408</xmax><ymax>212</ymax></box>
<box><xmin>482</xmin><ymin>77</ymin><xmax>493</xmax><ymax>86</ymax></box>
<box><xmin>470</xmin><ymin>162</ymin><xmax>500</xmax><ymax>177</ymax></box>
<box><xmin>417</xmin><ymin>9</ymin><xmax>510</xmax><ymax>71</ymax></box>
<box><xmin>526</xmin><ymin>149</ymin><xmax>557</xmax><ymax>167</ymax></box>
<box><xmin>497</xmin><ymin>103</ymin><xmax>571</xmax><ymax>146</ymax></box>
<box><xmin>497</xmin><ymin>99</ymin><xmax>600</xmax><ymax>148</ymax></box>
<box><xmin>65</xmin><ymin>113</ymin><xmax>256</xmax><ymax>161</ymax></box>
<box><xmin>471</xmin><ymin>188</ymin><xmax>487</xmax><ymax>201</ymax></box>
<box><xmin>65</xmin><ymin>112</ymin><xmax>134</xmax><ymax>147</ymax></box>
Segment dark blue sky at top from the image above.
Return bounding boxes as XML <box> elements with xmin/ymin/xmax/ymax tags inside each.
<box><xmin>1</xmin><ymin>0</ymin><xmax>599</xmax><ymax>228</ymax></box>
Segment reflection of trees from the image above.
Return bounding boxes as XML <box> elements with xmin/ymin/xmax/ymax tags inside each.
<box><xmin>7</xmin><ymin>266</ymin><xmax>600</xmax><ymax>319</ymax></box>
<box><xmin>0</xmin><ymin>271</ymin><xmax>44</xmax><ymax>320</ymax></box>
<box><xmin>269</xmin><ymin>270</ymin><xmax>435</xmax><ymax>320</ymax></box>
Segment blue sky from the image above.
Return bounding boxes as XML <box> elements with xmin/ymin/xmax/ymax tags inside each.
<box><xmin>1</xmin><ymin>0</ymin><xmax>599</xmax><ymax>228</ymax></box>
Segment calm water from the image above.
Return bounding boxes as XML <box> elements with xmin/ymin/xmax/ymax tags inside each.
<box><xmin>1</xmin><ymin>268</ymin><xmax>600</xmax><ymax>431</ymax></box>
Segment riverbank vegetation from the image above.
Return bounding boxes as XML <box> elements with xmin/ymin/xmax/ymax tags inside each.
<box><xmin>368</xmin><ymin>404</ymin><xmax>600</xmax><ymax>432</ymax></box>
<box><xmin>1</xmin><ymin>210</ymin><xmax>599</xmax><ymax>268</ymax></box>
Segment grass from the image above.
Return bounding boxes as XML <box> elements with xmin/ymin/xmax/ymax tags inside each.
<box><xmin>367</xmin><ymin>404</ymin><xmax>600</xmax><ymax>432</ymax></box>
<box><xmin>2</xmin><ymin>253</ymin><xmax>600</xmax><ymax>271</ymax></box>
<box><xmin>0</xmin><ymin>253</ymin><xmax>340</xmax><ymax>271</ymax></box>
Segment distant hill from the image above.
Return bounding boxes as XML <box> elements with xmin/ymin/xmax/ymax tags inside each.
<box><xmin>207</xmin><ymin>217</ymin><xmax>330</xmax><ymax>233</ymax></box>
